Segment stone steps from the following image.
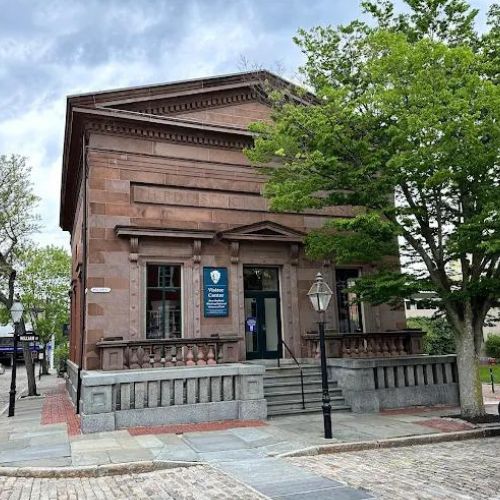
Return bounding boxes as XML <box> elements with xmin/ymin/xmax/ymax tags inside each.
<box><xmin>263</xmin><ymin>364</ymin><xmax>350</xmax><ymax>417</ymax></box>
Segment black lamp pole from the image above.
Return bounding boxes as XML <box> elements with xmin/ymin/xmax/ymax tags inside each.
<box><xmin>8</xmin><ymin>321</ymin><xmax>19</xmax><ymax>417</ymax></box>
<box><xmin>318</xmin><ymin>310</ymin><xmax>332</xmax><ymax>439</ymax></box>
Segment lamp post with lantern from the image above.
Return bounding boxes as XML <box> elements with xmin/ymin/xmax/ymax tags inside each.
<box><xmin>307</xmin><ymin>272</ymin><xmax>333</xmax><ymax>439</ymax></box>
<box><xmin>8</xmin><ymin>300</ymin><xmax>24</xmax><ymax>417</ymax></box>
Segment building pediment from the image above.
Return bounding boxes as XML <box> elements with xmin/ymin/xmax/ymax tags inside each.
<box><xmin>218</xmin><ymin>221</ymin><xmax>305</xmax><ymax>243</ymax></box>
<box><xmin>60</xmin><ymin>71</ymin><xmax>315</xmax><ymax>232</ymax></box>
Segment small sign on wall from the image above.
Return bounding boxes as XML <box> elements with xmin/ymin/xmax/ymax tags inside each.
<box><xmin>203</xmin><ymin>267</ymin><xmax>229</xmax><ymax>317</ymax></box>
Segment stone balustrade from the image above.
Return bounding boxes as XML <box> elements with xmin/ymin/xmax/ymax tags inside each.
<box><xmin>96</xmin><ymin>336</ymin><xmax>241</xmax><ymax>371</ymax></box>
<box><xmin>76</xmin><ymin>363</ymin><xmax>266</xmax><ymax>433</ymax></box>
<box><xmin>326</xmin><ymin>354</ymin><xmax>459</xmax><ymax>412</ymax></box>
<box><xmin>303</xmin><ymin>330</ymin><xmax>424</xmax><ymax>359</ymax></box>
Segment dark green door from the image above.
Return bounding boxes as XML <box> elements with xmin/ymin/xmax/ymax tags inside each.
<box><xmin>244</xmin><ymin>267</ymin><xmax>282</xmax><ymax>359</ymax></box>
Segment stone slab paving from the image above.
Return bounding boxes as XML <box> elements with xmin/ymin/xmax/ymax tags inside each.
<box><xmin>180</xmin><ymin>428</ymin><xmax>372</xmax><ymax>499</ymax></box>
<box><xmin>0</xmin><ymin>375</ymin><xmax>72</xmax><ymax>467</ymax></box>
<box><xmin>289</xmin><ymin>436</ymin><xmax>500</xmax><ymax>500</ymax></box>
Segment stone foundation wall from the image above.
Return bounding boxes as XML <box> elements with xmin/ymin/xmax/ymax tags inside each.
<box><xmin>79</xmin><ymin>363</ymin><xmax>266</xmax><ymax>433</ymax></box>
<box><xmin>327</xmin><ymin>355</ymin><xmax>459</xmax><ymax>412</ymax></box>
<box><xmin>66</xmin><ymin>359</ymin><xmax>79</xmax><ymax>407</ymax></box>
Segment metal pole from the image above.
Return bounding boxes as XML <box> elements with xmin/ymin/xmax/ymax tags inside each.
<box><xmin>318</xmin><ymin>312</ymin><xmax>332</xmax><ymax>439</ymax></box>
<box><xmin>490</xmin><ymin>365</ymin><xmax>495</xmax><ymax>393</ymax></box>
<box><xmin>8</xmin><ymin>322</ymin><xmax>18</xmax><ymax>417</ymax></box>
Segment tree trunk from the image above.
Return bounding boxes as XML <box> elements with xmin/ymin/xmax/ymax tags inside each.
<box><xmin>454</xmin><ymin>308</ymin><xmax>485</xmax><ymax>418</ymax></box>
<box><xmin>22</xmin><ymin>342</ymin><xmax>37</xmax><ymax>396</ymax></box>
<box><xmin>20</xmin><ymin>319</ymin><xmax>37</xmax><ymax>396</ymax></box>
<box><xmin>41</xmin><ymin>345</ymin><xmax>49</xmax><ymax>375</ymax></box>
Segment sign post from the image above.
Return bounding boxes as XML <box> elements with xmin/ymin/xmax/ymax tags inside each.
<box><xmin>203</xmin><ymin>267</ymin><xmax>229</xmax><ymax>317</ymax></box>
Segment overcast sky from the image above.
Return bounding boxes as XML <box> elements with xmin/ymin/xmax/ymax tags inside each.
<box><xmin>0</xmin><ymin>0</ymin><xmax>494</xmax><ymax>249</ymax></box>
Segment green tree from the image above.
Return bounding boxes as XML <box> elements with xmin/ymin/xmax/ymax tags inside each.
<box><xmin>0</xmin><ymin>154</ymin><xmax>40</xmax><ymax>394</ymax></box>
<box><xmin>17</xmin><ymin>246</ymin><xmax>71</xmax><ymax>375</ymax></box>
<box><xmin>246</xmin><ymin>1</ymin><xmax>499</xmax><ymax>417</ymax></box>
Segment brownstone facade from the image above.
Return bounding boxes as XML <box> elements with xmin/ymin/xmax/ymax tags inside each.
<box><xmin>60</xmin><ymin>71</ymin><xmax>406</xmax><ymax>371</ymax></box>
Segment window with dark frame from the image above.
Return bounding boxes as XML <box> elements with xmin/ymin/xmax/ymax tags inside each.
<box><xmin>146</xmin><ymin>264</ymin><xmax>182</xmax><ymax>339</ymax></box>
<box><xmin>335</xmin><ymin>269</ymin><xmax>364</xmax><ymax>333</ymax></box>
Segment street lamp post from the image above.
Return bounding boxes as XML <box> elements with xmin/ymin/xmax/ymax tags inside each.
<box><xmin>8</xmin><ymin>300</ymin><xmax>24</xmax><ymax>418</ymax></box>
<box><xmin>307</xmin><ymin>272</ymin><xmax>333</xmax><ymax>439</ymax></box>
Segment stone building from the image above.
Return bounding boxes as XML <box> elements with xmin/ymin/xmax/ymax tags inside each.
<box><xmin>60</xmin><ymin>71</ymin><xmax>458</xmax><ymax>432</ymax></box>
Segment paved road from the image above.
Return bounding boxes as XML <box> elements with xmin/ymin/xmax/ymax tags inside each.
<box><xmin>0</xmin><ymin>436</ymin><xmax>498</xmax><ymax>498</ymax></box>
<box><xmin>0</xmin><ymin>465</ymin><xmax>267</xmax><ymax>499</ymax></box>
<box><xmin>290</xmin><ymin>437</ymin><xmax>500</xmax><ymax>499</ymax></box>
<box><xmin>0</xmin><ymin>365</ymin><xmax>28</xmax><ymax>411</ymax></box>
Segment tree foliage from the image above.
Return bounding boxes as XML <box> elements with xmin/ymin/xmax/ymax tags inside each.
<box><xmin>485</xmin><ymin>334</ymin><xmax>500</xmax><ymax>359</ymax></box>
<box><xmin>408</xmin><ymin>316</ymin><xmax>456</xmax><ymax>355</ymax></box>
<box><xmin>16</xmin><ymin>245</ymin><xmax>71</xmax><ymax>373</ymax></box>
<box><xmin>246</xmin><ymin>0</ymin><xmax>499</xmax><ymax>417</ymax></box>
<box><xmin>0</xmin><ymin>154</ymin><xmax>39</xmax><ymax>309</ymax></box>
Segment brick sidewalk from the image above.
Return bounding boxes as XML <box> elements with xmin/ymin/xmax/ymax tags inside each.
<box><xmin>41</xmin><ymin>382</ymin><xmax>81</xmax><ymax>436</ymax></box>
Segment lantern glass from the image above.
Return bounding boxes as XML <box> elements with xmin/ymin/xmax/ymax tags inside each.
<box><xmin>10</xmin><ymin>301</ymin><xmax>24</xmax><ymax>324</ymax></box>
<box><xmin>307</xmin><ymin>273</ymin><xmax>333</xmax><ymax>313</ymax></box>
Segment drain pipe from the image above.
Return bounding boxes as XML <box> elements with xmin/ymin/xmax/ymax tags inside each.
<box><xmin>76</xmin><ymin>133</ymin><xmax>89</xmax><ymax>415</ymax></box>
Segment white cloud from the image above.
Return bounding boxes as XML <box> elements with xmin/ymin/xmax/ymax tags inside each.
<box><xmin>0</xmin><ymin>0</ymin><xmax>495</xmax><ymax>252</ymax></box>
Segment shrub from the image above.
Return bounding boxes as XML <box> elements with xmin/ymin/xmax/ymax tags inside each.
<box><xmin>407</xmin><ymin>317</ymin><xmax>455</xmax><ymax>355</ymax></box>
<box><xmin>485</xmin><ymin>335</ymin><xmax>500</xmax><ymax>359</ymax></box>
<box><xmin>54</xmin><ymin>342</ymin><xmax>69</xmax><ymax>373</ymax></box>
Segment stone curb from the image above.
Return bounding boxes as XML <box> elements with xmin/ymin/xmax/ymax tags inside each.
<box><xmin>0</xmin><ymin>460</ymin><xmax>198</xmax><ymax>478</ymax></box>
<box><xmin>277</xmin><ymin>425</ymin><xmax>500</xmax><ymax>458</ymax></box>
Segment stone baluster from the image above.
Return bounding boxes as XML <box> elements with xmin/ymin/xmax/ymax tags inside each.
<box><xmin>130</xmin><ymin>348</ymin><xmax>139</xmax><ymax>369</ymax></box>
<box><xmin>397</xmin><ymin>336</ymin><xmax>406</xmax><ymax>356</ymax></box>
<box><xmin>124</xmin><ymin>347</ymin><xmax>130</xmax><ymax>369</ymax></box>
<box><xmin>381</xmin><ymin>338</ymin><xmax>389</xmax><ymax>356</ymax></box>
<box><xmin>164</xmin><ymin>346</ymin><xmax>173</xmax><ymax>366</ymax></box>
<box><xmin>171</xmin><ymin>346</ymin><xmax>177</xmax><ymax>366</ymax></box>
<box><xmin>353</xmin><ymin>338</ymin><xmax>360</xmax><ymax>356</ymax></box>
<box><xmin>153</xmin><ymin>346</ymin><xmax>162</xmax><ymax>367</ymax></box>
<box><xmin>176</xmin><ymin>346</ymin><xmax>185</xmax><ymax>366</ymax></box>
<box><xmin>196</xmin><ymin>344</ymin><xmax>206</xmax><ymax>366</ymax></box>
<box><xmin>315</xmin><ymin>341</ymin><xmax>321</xmax><ymax>359</ymax></box>
<box><xmin>217</xmin><ymin>343</ymin><xmax>224</xmax><ymax>364</ymax></box>
<box><xmin>137</xmin><ymin>346</ymin><xmax>146</xmax><ymax>368</ymax></box>
<box><xmin>186</xmin><ymin>345</ymin><xmax>195</xmax><ymax>366</ymax></box>
<box><xmin>207</xmin><ymin>344</ymin><xmax>216</xmax><ymax>365</ymax></box>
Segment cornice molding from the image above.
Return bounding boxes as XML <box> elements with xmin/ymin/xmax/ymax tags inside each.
<box><xmin>115</xmin><ymin>226</ymin><xmax>216</xmax><ymax>240</ymax></box>
<box><xmin>132</xmin><ymin>88</ymin><xmax>260</xmax><ymax>116</ymax></box>
<box><xmin>85</xmin><ymin>119</ymin><xmax>252</xmax><ymax>151</ymax></box>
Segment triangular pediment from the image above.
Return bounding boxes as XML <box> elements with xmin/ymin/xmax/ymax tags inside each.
<box><xmin>219</xmin><ymin>221</ymin><xmax>305</xmax><ymax>243</ymax></box>
<box><xmin>69</xmin><ymin>70</ymin><xmax>313</xmax><ymax>113</ymax></box>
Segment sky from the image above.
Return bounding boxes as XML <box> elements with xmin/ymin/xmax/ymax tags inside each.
<box><xmin>0</xmin><ymin>0</ymin><xmax>495</xmax><ymax>249</ymax></box>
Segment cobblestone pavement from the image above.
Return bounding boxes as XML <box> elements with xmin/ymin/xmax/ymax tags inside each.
<box><xmin>0</xmin><ymin>465</ymin><xmax>266</xmax><ymax>499</ymax></box>
<box><xmin>0</xmin><ymin>365</ymin><xmax>28</xmax><ymax>411</ymax></box>
<box><xmin>289</xmin><ymin>437</ymin><xmax>500</xmax><ymax>500</ymax></box>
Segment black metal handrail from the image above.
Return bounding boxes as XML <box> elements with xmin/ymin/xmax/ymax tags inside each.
<box><xmin>277</xmin><ymin>339</ymin><xmax>305</xmax><ymax>410</ymax></box>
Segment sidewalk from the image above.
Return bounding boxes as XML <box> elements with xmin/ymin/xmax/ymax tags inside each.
<box><xmin>0</xmin><ymin>373</ymin><xmax>498</xmax><ymax>470</ymax></box>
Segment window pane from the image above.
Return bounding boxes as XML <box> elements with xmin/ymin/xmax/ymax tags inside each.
<box><xmin>243</xmin><ymin>267</ymin><xmax>279</xmax><ymax>291</ymax></box>
<box><xmin>146</xmin><ymin>264</ymin><xmax>181</xmax><ymax>339</ymax></box>
<box><xmin>336</xmin><ymin>269</ymin><xmax>363</xmax><ymax>333</ymax></box>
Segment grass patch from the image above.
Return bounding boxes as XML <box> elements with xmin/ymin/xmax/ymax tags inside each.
<box><xmin>479</xmin><ymin>364</ymin><xmax>500</xmax><ymax>384</ymax></box>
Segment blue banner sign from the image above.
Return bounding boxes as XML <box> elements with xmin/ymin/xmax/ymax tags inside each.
<box><xmin>203</xmin><ymin>267</ymin><xmax>229</xmax><ymax>317</ymax></box>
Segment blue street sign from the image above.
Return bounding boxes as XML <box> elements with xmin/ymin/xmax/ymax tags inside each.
<box><xmin>203</xmin><ymin>267</ymin><xmax>229</xmax><ymax>317</ymax></box>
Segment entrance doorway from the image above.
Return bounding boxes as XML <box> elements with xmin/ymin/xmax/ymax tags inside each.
<box><xmin>243</xmin><ymin>267</ymin><xmax>281</xmax><ymax>359</ymax></box>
